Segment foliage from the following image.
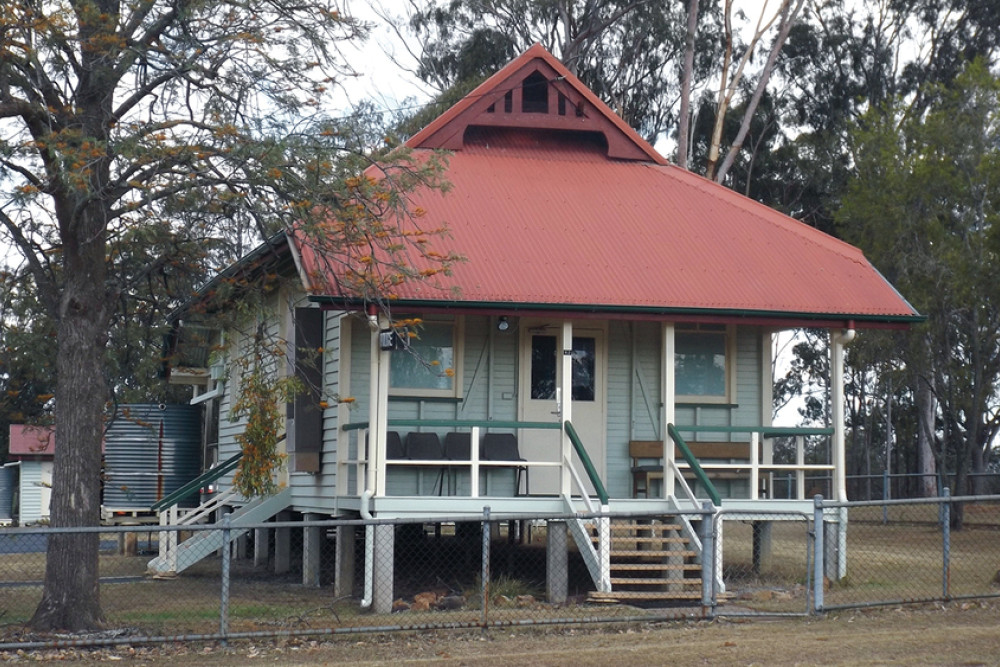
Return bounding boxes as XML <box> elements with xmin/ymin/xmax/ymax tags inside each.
<box><xmin>229</xmin><ymin>334</ymin><xmax>300</xmax><ymax>498</ymax></box>
<box><xmin>0</xmin><ymin>272</ymin><xmax>56</xmax><ymax>459</ymax></box>
<box><xmin>837</xmin><ymin>60</ymin><xmax>1000</xmax><ymax>514</ymax></box>
<box><xmin>0</xmin><ymin>0</ymin><xmax>456</xmax><ymax>631</ymax></box>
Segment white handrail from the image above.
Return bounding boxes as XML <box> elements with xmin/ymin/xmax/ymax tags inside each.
<box><xmin>669</xmin><ymin>458</ymin><xmax>700</xmax><ymax>506</ymax></box>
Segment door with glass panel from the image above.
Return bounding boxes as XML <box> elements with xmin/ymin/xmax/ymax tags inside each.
<box><xmin>518</xmin><ymin>322</ymin><xmax>606</xmax><ymax>496</ymax></box>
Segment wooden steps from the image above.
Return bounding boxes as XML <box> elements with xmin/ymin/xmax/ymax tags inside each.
<box><xmin>588</xmin><ymin>517</ymin><xmax>704</xmax><ymax>604</ymax></box>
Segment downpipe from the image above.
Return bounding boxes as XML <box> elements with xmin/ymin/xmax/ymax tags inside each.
<box><xmin>359</xmin><ymin>489</ymin><xmax>375</xmax><ymax>609</ymax></box>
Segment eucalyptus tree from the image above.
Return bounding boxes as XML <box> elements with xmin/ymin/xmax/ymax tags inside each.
<box><xmin>0</xmin><ymin>0</ymin><xmax>452</xmax><ymax>631</ymax></box>
<box><xmin>837</xmin><ymin>62</ymin><xmax>1000</xmax><ymax>522</ymax></box>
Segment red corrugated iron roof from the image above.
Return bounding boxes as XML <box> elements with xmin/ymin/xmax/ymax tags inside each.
<box><xmin>295</xmin><ymin>45</ymin><xmax>917</xmax><ymax>325</ymax></box>
<box><xmin>9</xmin><ymin>425</ymin><xmax>55</xmax><ymax>457</ymax></box>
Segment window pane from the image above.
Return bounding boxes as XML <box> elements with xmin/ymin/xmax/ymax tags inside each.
<box><xmin>531</xmin><ymin>335</ymin><xmax>557</xmax><ymax>400</ymax></box>
<box><xmin>571</xmin><ymin>336</ymin><xmax>596</xmax><ymax>401</ymax></box>
<box><xmin>675</xmin><ymin>332</ymin><xmax>726</xmax><ymax>397</ymax></box>
<box><xmin>390</xmin><ymin>323</ymin><xmax>454</xmax><ymax>391</ymax></box>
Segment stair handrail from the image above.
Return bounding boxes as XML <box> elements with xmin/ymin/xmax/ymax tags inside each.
<box><xmin>564</xmin><ymin>420</ymin><xmax>609</xmax><ymax>505</ymax></box>
<box><xmin>151</xmin><ymin>452</ymin><xmax>243</xmax><ymax>513</ymax></box>
<box><xmin>667</xmin><ymin>423</ymin><xmax>721</xmax><ymax>507</ymax></box>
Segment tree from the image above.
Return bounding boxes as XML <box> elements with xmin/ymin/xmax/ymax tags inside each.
<box><xmin>0</xmin><ymin>0</ymin><xmax>452</xmax><ymax>631</ymax></box>
<box><xmin>837</xmin><ymin>61</ymin><xmax>1000</xmax><ymax>523</ymax></box>
<box><xmin>0</xmin><ymin>271</ymin><xmax>57</xmax><ymax>460</ymax></box>
<box><xmin>703</xmin><ymin>0</ymin><xmax>806</xmax><ymax>183</ymax></box>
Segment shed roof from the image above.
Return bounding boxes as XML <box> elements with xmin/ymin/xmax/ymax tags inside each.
<box><xmin>9</xmin><ymin>425</ymin><xmax>55</xmax><ymax>458</ymax></box>
<box><xmin>299</xmin><ymin>45</ymin><xmax>918</xmax><ymax>327</ymax></box>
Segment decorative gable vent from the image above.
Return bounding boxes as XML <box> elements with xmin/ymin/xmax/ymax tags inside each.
<box><xmin>408</xmin><ymin>44</ymin><xmax>663</xmax><ymax>163</ymax></box>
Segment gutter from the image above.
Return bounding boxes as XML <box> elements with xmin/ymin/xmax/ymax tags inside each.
<box><xmin>307</xmin><ymin>295</ymin><xmax>924</xmax><ymax>328</ymax></box>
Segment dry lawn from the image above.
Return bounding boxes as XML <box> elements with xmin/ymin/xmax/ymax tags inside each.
<box><xmin>4</xmin><ymin>602</ymin><xmax>999</xmax><ymax>665</ymax></box>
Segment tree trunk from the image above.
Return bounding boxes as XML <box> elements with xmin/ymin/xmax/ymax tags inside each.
<box><xmin>972</xmin><ymin>445</ymin><xmax>986</xmax><ymax>495</ymax></box>
<box><xmin>30</xmin><ymin>212</ymin><xmax>110</xmax><ymax>631</ymax></box>
<box><xmin>916</xmin><ymin>375</ymin><xmax>937</xmax><ymax>497</ymax></box>
<box><xmin>676</xmin><ymin>0</ymin><xmax>700</xmax><ymax>169</ymax></box>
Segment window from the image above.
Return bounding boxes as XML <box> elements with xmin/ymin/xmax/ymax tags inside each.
<box><xmin>675</xmin><ymin>324</ymin><xmax>734</xmax><ymax>403</ymax></box>
<box><xmin>389</xmin><ymin>318</ymin><xmax>461</xmax><ymax>397</ymax></box>
<box><xmin>522</xmin><ymin>71</ymin><xmax>549</xmax><ymax>113</ymax></box>
<box><xmin>530</xmin><ymin>334</ymin><xmax>596</xmax><ymax>401</ymax></box>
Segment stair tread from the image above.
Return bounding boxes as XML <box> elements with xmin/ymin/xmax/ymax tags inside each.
<box><xmin>589</xmin><ymin>591</ymin><xmax>704</xmax><ymax>601</ymax></box>
<box><xmin>611</xmin><ymin>563</ymin><xmax>701</xmax><ymax>572</ymax></box>
<box><xmin>610</xmin><ymin>549</ymin><xmax>699</xmax><ymax>558</ymax></box>
<box><xmin>610</xmin><ymin>577</ymin><xmax>703</xmax><ymax>586</ymax></box>
<box><xmin>604</xmin><ymin>536</ymin><xmax>690</xmax><ymax>543</ymax></box>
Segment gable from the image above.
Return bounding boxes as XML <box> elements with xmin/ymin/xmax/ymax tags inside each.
<box><xmin>408</xmin><ymin>43</ymin><xmax>664</xmax><ymax>163</ymax></box>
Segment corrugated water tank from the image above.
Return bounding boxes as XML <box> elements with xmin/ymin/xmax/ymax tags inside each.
<box><xmin>103</xmin><ymin>404</ymin><xmax>201</xmax><ymax>509</ymax></box>
<box><xmin>0</xmin><ymin>463</ymin><xmax>16</xmax><ymax>523</ymax></box>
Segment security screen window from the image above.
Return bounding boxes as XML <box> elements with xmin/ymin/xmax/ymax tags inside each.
<box><xmin>530</xmin><ymin>335</ymin><xmax>596</xmax><ymax>401</ymax></box>
<box><xmin>389</xmin><ymin>318</ymin><xmax>460</xmax><ymax>397</ymax></box>
<box><xmin>675</xmin><ymin>324</ymin><xmax>733</xmax><ymax>402</ymax></box>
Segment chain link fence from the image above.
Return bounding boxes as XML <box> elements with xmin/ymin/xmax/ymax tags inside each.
<box><xmin>713</xmin><ymin>510</ymin><xmax>814</xmax><ymax>617</ymax></box>
<box><xmin>815</xmin><ymin>493</ymin><xmax>1000</xmax><ymax>611</ymax></box>
<box><xmin>2</xmin><ymin>496</ymin><xmax>999</xmax><ymax>650</ymax></box>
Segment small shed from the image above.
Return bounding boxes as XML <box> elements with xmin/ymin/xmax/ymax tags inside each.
<box><xmin>8</xmin><ymin>425</ymin><xmax>55</xmax><ymax>524</ymax></box>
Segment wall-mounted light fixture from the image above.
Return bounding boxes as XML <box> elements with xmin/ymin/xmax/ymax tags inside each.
<box><xmin>497</xmin><ymin>316</ymin><xmax>510</xmax><ymax>332</ymax></box>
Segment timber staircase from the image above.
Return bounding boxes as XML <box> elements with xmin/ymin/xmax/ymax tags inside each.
<box><xmin>147</xmin><ymin>487</ymin><xmax>293</xmax><ymax>575</ymax></box>
<box><xmin>588</xmin><ymin>517</ymin><xmax>703</xmax><ymax>603</ymax></box>
<box><xmin>145</xmin><ymin>453</ymin><xmax>294</xmax><ymax>576</ymax></box>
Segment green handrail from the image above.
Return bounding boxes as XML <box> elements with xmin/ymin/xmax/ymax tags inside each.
<box><xmin>564</xmin><ymin>421</ymin><xmax>609</xmax><ymax>505</ymax></box>
<box><xmin>672</xmin><ymin>424</ymin><xmax>834</xmax><ymax>437</ymax></box>
<box><xmin>150</xmin><ymin>451</ymin><xmax>243</xmax><ymax>512</ymax></box>
<box><xmin>342</xmin><ymin>419</ymin><xmax>562</xmax><ymax>431</ymax></box>
<box><xmin>667</xmin><ymin>423</ymin><xmax>722</xmax><ymax>507</ymax></box>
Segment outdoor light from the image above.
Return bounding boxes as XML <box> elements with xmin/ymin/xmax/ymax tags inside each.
<box><xmin>497</xmin><ymin>316</ymin><xmax>510</xmax><ymax>332</ymax></box>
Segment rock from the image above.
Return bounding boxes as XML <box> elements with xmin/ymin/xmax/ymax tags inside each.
<box><xmin>413</xmin><ymin>591</ymin><xmax>439</xmax><ymax>606</ymax></box>
<box><xmin>436</xmin><ymin>595</ymin><xmax>465</xmax><ymax>610</ymax></box>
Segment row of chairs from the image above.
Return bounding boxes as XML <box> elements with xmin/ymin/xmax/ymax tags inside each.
<box><xmin>382</xmin><ymin>431</ymin><xmax>527</xmax><ymax>495</ymax></box>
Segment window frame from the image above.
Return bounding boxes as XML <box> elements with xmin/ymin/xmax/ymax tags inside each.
<box><xmin>674</xmin><ymin>323</ymin><xmax>737</xmax><ymax>404</ymax></box>
<box><xmin>388</xmin><ymin>316</ymin><xmax>464</xmax><ymax>399</ymax></box>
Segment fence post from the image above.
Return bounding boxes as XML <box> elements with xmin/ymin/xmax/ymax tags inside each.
<box><xmin>700</xmin><ymin>502</ymin><xmax>715</xmax><ymax>618</ymax></box>
<box><xmin>481</xmin><ymin>506</ymin><xmax>491</xmax><ymax>630</ymax></box>
<box><xmin>882</xmin><ymin>470</ymin><xmax>889</xmax><ymax>524</ymax></box>
<box><xmin>942</xmin><ymin>487</ymin><xmax>951</xmax><ymax>601</ymax></box>
<box><xmin>220</xmin><ymin>513</ymin><xmax>231</xmax><ymax>642</ymax></box>
<box><xmin>813</xmin><ymin>495</ymin><xmax>824</xmax><ymax>613</ymax></box>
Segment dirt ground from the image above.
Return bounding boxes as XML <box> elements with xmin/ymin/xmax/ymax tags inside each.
<box><xmin>3</xmin><ymin>601</ymin><xmax>999</xmax><ymax>665</ymax></box>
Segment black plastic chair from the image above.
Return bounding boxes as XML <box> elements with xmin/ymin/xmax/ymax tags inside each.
<box><xmin>442</xmin><ymin>432</ymin><xmax>473</xmax><ymax>495</ymax></box>
<box><xmin>385</xmin><ymin>431</ymin><xmax>406</xmax><ymax>460</ymax></box>
<box><xmin>481</xmin><ymin>433</ymin><xmax>528</xmax><ymax>495</ymax></box>
<box><xmin>443</xmin><ymin>432</ymin><xmax>472</xmax><ymax>460</ymax></box>
<box><xmin>406</xmin><ymin>432</ymin><xmax>445</xmax><ymax>494</ymax></box>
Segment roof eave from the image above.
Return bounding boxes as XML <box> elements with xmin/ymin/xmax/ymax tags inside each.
<box><xmin>308</xmin><ymin>295</ymin><xmax>923</xmax><ymax>329</ymax></box>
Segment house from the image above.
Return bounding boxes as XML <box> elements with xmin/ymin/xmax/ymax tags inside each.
<box><xmin>162</xmin><ymin>45</ymin><xmax>919</xmax><ymax>610</ymax></box>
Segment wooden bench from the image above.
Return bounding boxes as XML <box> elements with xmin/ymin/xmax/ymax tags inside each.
<box><xmin>629</xmin><ymin>440</ymin><xmax>751</xmax><ymax>498</ymax></box>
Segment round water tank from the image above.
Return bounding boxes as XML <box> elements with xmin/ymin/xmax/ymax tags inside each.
<box><xmin>0</xmin><ymin>464</ymin><xmax>15</xmax><ymax>523</ymax></box>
